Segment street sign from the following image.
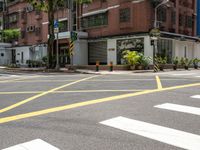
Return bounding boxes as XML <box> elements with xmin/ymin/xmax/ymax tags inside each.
<box><xmin>70</xmin><ymin>31</ymin><xmax>78</xmax><ymax>42</ymax></box>
<box><xmin>54</xmin><ymin>28</ymin><xmax>59</xmax><ymax>33</ymax></box>
<box><xmin>54</xmin><ymin>20</ymin><xmax>59</xmax><ymax>28</ymax></box>
<box><xmin>149</xmin><ymin>28</ymin><xmax>161</xmax><ymax>38</ymax></box>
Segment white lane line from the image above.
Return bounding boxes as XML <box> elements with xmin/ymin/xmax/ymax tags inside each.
<box><xmin>171</xmin><ymin>73</ymin><xmax>196</xmax><ymax>76</ymax></box>
<box><xmin>195</xmin><ymin>76</ymin><xmax>200</xmax><ymax>78</ymax></box>
<box><xmin>100</xmin><ymin>116</ymin><xmax>200</xmax><ymax>150</ymax></box>
<box><xmin>155</xmin><ymin>103</ymin><xmax>200</xmax><ymax>116</ymax></box>
<box><xmin>191</xmin><ymin>95</ymin><xmax>200</xmax><ymax>99</ymax></box>
<box><xmin>3</xmin><ymin>139</ymin><xmax>59</xmax><ymax>150</ymax></box>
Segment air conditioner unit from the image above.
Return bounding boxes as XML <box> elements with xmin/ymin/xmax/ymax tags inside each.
<box><xmin>26</xmin><ymin>26</ymin><xmax>30</xmax><ymax>32</ymax></box>
<box><xmin>26</xmin><ymin>5</ymin><xmax>34</xmax><ymax>12</ymax></box>
<box><xmin>29</xmin><ymin>25</ymin><xmax>35</xmax><ymax>32</ymax></box>
<box><xmin>26</xmin><ymin>26</ymin><xmax>35</xmax><ymax>32</ymax></box>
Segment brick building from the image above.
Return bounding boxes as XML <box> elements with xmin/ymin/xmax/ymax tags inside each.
<box><xmin>81</xmin><ymin>0</ymin><xmax>200</xmax><ymax>65</ymax></box>
<box><xmin>0</xmin><ymin>0</ymin><xmax>199</xmax><ymax>66</ymax></box>
<box><xmin>0</xmin><ymin>0</ymin><xmax>88</xmax><ymax>66</ymax></box>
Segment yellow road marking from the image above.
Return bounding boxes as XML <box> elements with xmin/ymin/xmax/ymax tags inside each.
<box><xmin>156</xmin><ymin>76</ymin><xmax>163</xmax><ymax>89</ymax></box>
<box><xmin>0</xmin><ymin>75</ymin><xmax>99</xmax><ymax>113</ymax></box>
<box><xmin>0</xmin><ymin>89</ymin><xmax>148</xmax><ymax>95</ymax></box>
<box><xmin>0</xmin><ymin>82</ymin><xmax>199</xmax><ymax>124</ymax></box>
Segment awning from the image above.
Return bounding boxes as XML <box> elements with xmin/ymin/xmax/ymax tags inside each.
<box><xmin>82</xmin><ymin>5</ymin><xmax>119</xmax><ymax>17</ymax></box>
<box><xmin>161</xmin><ymin>31</ymin><xmax>200</xmax><ymax>41</ymax></box>
<box><xmin>0</xmin><ymin>43</ymin><xmax>12</xmax><ymax>48</ymax></box>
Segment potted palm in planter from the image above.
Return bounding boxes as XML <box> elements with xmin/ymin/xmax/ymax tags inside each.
<box><xmin>172</xmin><ymin>57</ymin><xmax>179</xmax><ymax>70</ymax></box>
<box><xmin>182</xmin><ymin>58</ymin><xmax>192</xmax><ymax>70</ymax></box>
<box><xmin>193</xmin><ymin>58</ymin><xmax>199</xmax><ymax>69</ymax></box>
<box><xmin>137</xmin><ymin>53</ymin><xmax>145</xmax><ymax>70</ymax></box>
<box><xmin>123</xmin><ymin>50</ymin><xmax>140</xmax><ymax>70</ymax></box>
<box><xmin>156</xmin><ymin>56</ymin><xmax>167</xmax><ymax>71</ymax></box>
<box><xmin>137</xmin><ymin>54</ymin><xmax>151</xmax><ymax>70</ymax></box>
<box><xmin>143</xmin><ymin>56</ymin><xmax>151</xmax><ymax>70</ymax></box>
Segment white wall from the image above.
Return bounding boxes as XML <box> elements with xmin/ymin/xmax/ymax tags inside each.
<box><xmin>194</xmin><ymin>43</ymin><xmax>200</xmax><ymax>59</ymax></box>
<box><xmin>174</xmin><ymin>40</ymin><xmax>195</xmax><ymax>59</ymax></box>
<box><xmin>144</xmin><ymin>36</ymin><xmax>153</xmax><ymax>60</ymax></box>
<box><xmin>73</xmin><ymin>39</ymin><xmax>88</xmax><ymax>65</ymax></box>
<box><xmin>0</xmin><ymin>49</ymin><xmax>12</xmax><ymax>65</ymax></box>
<box><xmin>14</xmin><ymin>46</ymin><xmax>30</xmax><ymax>66</ymax></box>
<box><xmin>107</xmin><ymin>39</ymin><xmax>117</xmax><ymax>65</ymax></box>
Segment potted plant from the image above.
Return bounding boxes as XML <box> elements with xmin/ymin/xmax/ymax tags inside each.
<box><xmin>193</xmin><ymin>58</ymin><xmax>199</xmax><ymax>69</ymax></box>
<box><xmin>123</xmin><ymin>50</ymin><xmax>140</xmax><ymax>70</ymax></box>
<box><xmin>156</xmin><ymin>56</ymin><xmax>167</xmax><ymax>71</ymax></box>
<box><xmin>137</xmin><ymin>53</ymin><xmax>145</xmax><ymax>70</ymax></box>
<box><xmin>182</xmin><ymin>58</ymin><xmax>192</xmax><ymax>70</ymax></box>
<box><xmin>172</xmin><ymin>57</ymin><xmax>179</xmax><ymax>70</ymax></box>
<box><xmin>180</xmin><ymin>57</ymin><xmax>185</xmax><ymax>68</ymax></box>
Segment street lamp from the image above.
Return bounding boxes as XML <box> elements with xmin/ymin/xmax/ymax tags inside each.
<box><xmin>154</xmin><ymin>0</ymin><xmax>169</xmax><ymax>28</ymax></box>
<box><xmin>152</xmin><ymin>0</ymin><xmax>170</xmax><ymax>72</ymax></box>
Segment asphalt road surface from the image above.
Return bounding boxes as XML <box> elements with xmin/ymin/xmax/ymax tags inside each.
<box><xmin>0</xmin><ymin>70</ymin><xmax>200</xmax><ymax>150</ymax></box>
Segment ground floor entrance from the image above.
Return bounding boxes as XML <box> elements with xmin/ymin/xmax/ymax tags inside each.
<box><xmin>88</xmin><ymin>33</ymin><xmax>200</xmax><ymax>65</ymax></box>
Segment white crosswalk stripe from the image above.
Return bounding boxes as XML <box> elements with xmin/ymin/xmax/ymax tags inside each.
<box><xmin>100</xmin><ymin>116</ymin><xmax>200</xmax><ymax>150</ymax></box>
<box><xmin>155</xmin><ymin>103</ymin><xmax>200</xmax><ymax>116</ymax></box>
<box><xmin>3</xmin><ymin>139</ymin><xmax>59</xmax><ymax>150</ymax></box>
<box><xmin>191</xmin><ymin>95</ymin><xmax>200</xmax><ymax>99</ymax></box>
<box><xmin>100</xmin><ymin>93</ymin><xmax>200</xmax><ymax>150</ymax></box>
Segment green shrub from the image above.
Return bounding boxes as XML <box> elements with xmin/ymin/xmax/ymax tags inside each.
<box><xmin>122</xmin><ymin>50</ymin><xmax>140</xmax><ymax>66</ymax></box>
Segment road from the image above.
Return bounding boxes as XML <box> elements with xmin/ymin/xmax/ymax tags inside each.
<box><xmin>0</xmin><ymin>70</ymin><xmax>200</xmax><ymax>150</ymax></box>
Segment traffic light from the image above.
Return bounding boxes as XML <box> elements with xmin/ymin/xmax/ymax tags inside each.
<box><xmin>151</xmin><ymin>40</ymin><xmax>154</xmax><ymax>46</ymax></box>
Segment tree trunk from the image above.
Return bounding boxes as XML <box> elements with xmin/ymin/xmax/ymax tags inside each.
<box><xmin>47</xmin><ymin>0</ymin><xmax>55</xmax><ymax>68</ymax></box>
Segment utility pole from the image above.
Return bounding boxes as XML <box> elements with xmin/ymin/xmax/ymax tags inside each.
<box><xmin>67</xmin><ymin>0</ymin><xmax>74</xmax><ymax>65</ymax></box>
<box><xmin>55</xmin><ymin>5</ymin><xmax>60</xmax><ymax>71</ymax></box>
<box><xmin>152</xmin><ymin>0</ymin><xmax>169</xmax><ymax>72</ymax></box>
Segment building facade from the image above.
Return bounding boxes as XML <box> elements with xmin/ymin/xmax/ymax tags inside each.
<box><xmin>0</xmin><ymin>0</ymin><xmax>199</xmax><ymax>66</ymax></box>
<box><xmin>81</xmin><ymin>0</ymin><xmax>200</xmax><ymax>65</ymax></box>
<box><xmin>0</xmin><ymin>0</ymin><xmax>88</xmax><ymax>66</ymax></box>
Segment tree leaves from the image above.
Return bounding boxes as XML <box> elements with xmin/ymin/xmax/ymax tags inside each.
<box><xmin>2</xmin><ymin>28</ymin><xmax>20</xmax><ymax>42</ymax></box>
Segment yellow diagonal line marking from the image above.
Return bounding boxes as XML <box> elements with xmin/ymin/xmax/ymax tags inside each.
<box><xmin>0</xmin><ymin>75</ymin><xmax>99</xmax><ymax>113</ymax></box>
<box><xmin>156</xmin><ymin>76</ymin><xmax>163</xmax><ymax>89</ymax></box>
<box><xmin>0</xmin><ymin>82</ymin><xmax>199</xmax><ymax>124</ymax></box>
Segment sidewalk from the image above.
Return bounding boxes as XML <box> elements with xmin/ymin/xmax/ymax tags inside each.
<box><xmin>1</xmin><ymin>66</ymin><xmax>198</xmax><ymax>75</ymax></box>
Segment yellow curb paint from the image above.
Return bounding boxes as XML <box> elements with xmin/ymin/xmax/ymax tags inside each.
<box><xmin>156</xmin><ymin>76</ymin><xmax>163</xmax><ymax>89</ymax></box>
<box><xmin>0</xmin><ymin>82</ymin><xmax>199</xmax><ymax>124</ymax></box>
<box><xmin>0</xmin><ymin>75</ymin><xmax>99</xmax><ymax>113</ymax></box>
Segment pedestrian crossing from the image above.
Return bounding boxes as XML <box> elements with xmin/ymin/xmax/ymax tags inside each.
<box><xmin>155</xmin><ymin>103</ymin><xmax>200</xmax><ymax>116</ymax></box>
<box><xmin>100</xmin><ymin>94</ymin><xmax>200</xmax><ymax>150</ymax></box>
<box><xmin>191</xmin><ymin>95</ymin><xmax>200</xmax><ymax>99</ymax></box>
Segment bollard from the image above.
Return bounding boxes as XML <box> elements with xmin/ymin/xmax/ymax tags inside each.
<box><xmin>96</xmin><ymin>61</ymin><xmax>99</xmax><ymax>72</ymax></box>
<box><xmin>109</xmin><ymin>61</ymin><xmax>113</xmax><ymax>72</ymax></box>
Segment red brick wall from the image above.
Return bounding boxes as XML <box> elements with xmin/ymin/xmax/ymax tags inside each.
<box><xmin>82</xmin><ymin>0</ymin><xmax>197</xmax><ymax>38</ymax></box>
